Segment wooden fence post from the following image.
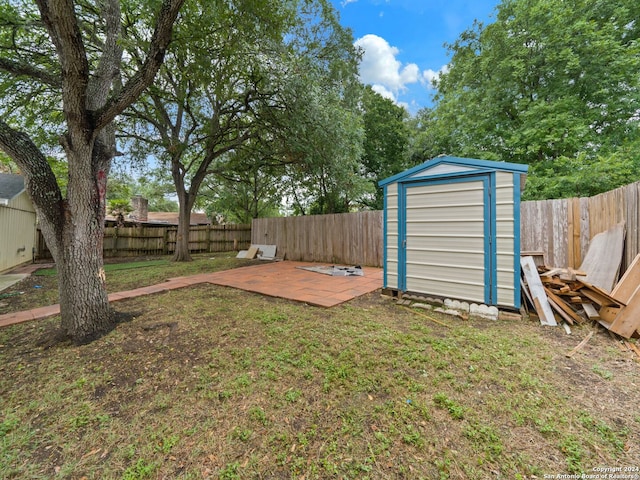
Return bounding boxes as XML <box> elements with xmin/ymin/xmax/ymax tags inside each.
<box><xmin>162</xmin><ymin>228</ymin><xmax>169</xmax><ymax>255</ymax></box>
<box><xmin>112</xmin><ymin>227</ymin><xmax>118</xmax><ymax>256</ymax></box>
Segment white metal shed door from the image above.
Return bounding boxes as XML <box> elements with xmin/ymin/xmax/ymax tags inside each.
<box><xmin>404</xmin><ymin>179</ymin><xmax>487</xmax><ymax>303</ymax></box>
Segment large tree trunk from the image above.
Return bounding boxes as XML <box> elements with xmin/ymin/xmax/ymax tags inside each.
<box><xmin>56</xmin><ymin>228</ymin><xmax>113</xmax><ymax>343</ymax></box>
<box><xmin>0</xmin><ymin>0</ymin><xmax>184</xmax><ymax>343</ymax></box>
<box><xmin>45</xmin><ymin>135</ymin><xmax>115</xmax><ymax>343</ymax></box>
<box><xmin>172</xmin><ymin>191</ymin><xmax>195</xmax><ymax>262</ymax></box>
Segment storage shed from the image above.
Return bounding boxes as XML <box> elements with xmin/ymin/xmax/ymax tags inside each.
<box><xmin>0</xmin><ymin>173</ymin><xmax>37</xmax><ymax>272</ymax></box>
<box><xmin>379</xmin><ymin>156</ymin><xmax>528</xmax><ymax>309</ymax></box>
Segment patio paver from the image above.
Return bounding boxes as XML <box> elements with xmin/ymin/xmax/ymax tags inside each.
<box><xmin>0</xmin><ymin>261</ymin><xmax>383</xmax><ymax>329</ymax></box>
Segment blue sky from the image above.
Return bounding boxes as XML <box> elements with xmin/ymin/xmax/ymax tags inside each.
<box><xmin>329</xmin><ymin>0</ymin><xmax>501</xmax><ymax>113</ymax></box>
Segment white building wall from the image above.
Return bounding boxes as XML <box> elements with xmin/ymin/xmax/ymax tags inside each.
<box><xmin>0</xmin><ymin>192</ymin><xmax>36</xmax><ymax>272</ymax></box>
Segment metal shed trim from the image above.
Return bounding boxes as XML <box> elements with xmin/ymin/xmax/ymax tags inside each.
<box><xmin>378</xmin><ymin>156</ymin><xmax>528</xmax><ymax>187</ymax></box>
<box><xmin>383</xmin><ymin>184</ymin><xmax>388</xmax><ymax>288</ymax></box>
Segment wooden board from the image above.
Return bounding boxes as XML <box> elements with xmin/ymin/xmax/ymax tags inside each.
<box><xmin>611</xmin><ymin>253</ymin><xmax>640</xmax><ymax>303</ymax></box>
<box><xmin>547</xmin><ymin>297</ymin><xmax>575</xmax><ymax>325</ymax></box>
<box><xmin>544</xmin><ymin>287</ymin><xmax>584</xmax><ymax>324</ymax></box>
<box><xmin>521</xmin><ymin>278</ymin><xmax>534</xmax><ymax>311</ymax></box>
<box><xmin>576</xmin><ymin>280</ymin><xmax>625</xmax><ymax>308</ymax></box>
<box><xmin>608</xmin><ymin>287</ymin><xmax>640</xmax><ymax>338</ymax></box>
<box><xmin>582</xmin><ymin>303</ymin><xmax>600</xmax><ymax>320</ymax></box>
<box><xmin>625</xmin><ymin>341</ymin><xmax>640</xmax><ymax>361</ymax></box>
<box><xmin>566</xmin><ymin>331</ymin><xmax>594</xmax><ymax>358</ymax></box>
<box><xmin>599</xmin><ymin>306</ymin><xmax>622</xmax><ymax>324</ymax></box>
<box><xmin>577</xmin><ymin>222</ymin><xmax>625</xmax><ymax>292</ymax></box>
<box><xmin>521</xmin><ymin>256</ymin><xmax>557</xmax><ymax>326</ymax></box>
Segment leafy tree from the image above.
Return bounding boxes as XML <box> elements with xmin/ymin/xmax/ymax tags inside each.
<box><xmin>0</xmin><ymin>151</ymin><xmax>15</xmax><ymax>173</ymax></box>
<box><xmin>523</xmin><ymin>139</ymin><xmax>640</xmax><ymax>200</ymax></box>
<box><xmin>202</xmin><ymin>173</ymin><xmax>281</xmax><ymax>224</ymax></box>
<box><xmin>199</xmin><ymin>149</ymin><xmax>283</xmax><ymax>224</ymax></box>
<box><xmin>106</xmin><ymin>172</ymin><xmax>134</xmax><ymax>202</ymax></box>
<box><xmin>119</xmin><ymin>0</ymin><xmax>288</xmax><ymax>260</ymax></box>
<box><xmin>107</xmin><ymin>198</ymin><xmax>132</xmax><ymax>227</ymax></box>
<box><xmin>360</xmin><ymin>86</ymin><xmax>411</xmax><ymax>209</ymax></box>
<box><xmin>107</xmin><ymin>170</ymin><xmax>178</xmax><ymax>212</ymax></box>
<box><xmin>121</xmin><ymin>0</ymin><xmax>361</xmax><ymax>260</ymax></box>
<box><xmin>282</xmin><ymin>81</ymin><xmax>368</xmax><ymax>215</ymax></box>
<box><xmin>137</xmin><ymin>173</ymin><xmax>178</xmax><ymax>212</ymax></box>
<box><xmin>415</xmin><ymin>0</ymin><xmax>640</xmax><ymax>170</ymax></box>
<box><xmin>0</xmin><ymin>0</ymin><xmax>184</xmax><ymax>343</ymax></box>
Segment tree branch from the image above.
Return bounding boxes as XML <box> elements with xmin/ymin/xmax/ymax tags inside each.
<box><xmin>92</xmin><ymin>0</ymin><xmax>185</xmax><ymax>131</ymax></box>
<box><xmin>0</xmin><ymin>120</ymin><xmax>63</xmax><ymax>232</ymax></box>
<box><xmin>35</xmin><ymin>0</ymin><xmax>91</xmax><ymax>133</ymax></box>
<box><xmin>0</xmin><ymin>58</ymin><xmax>61</xmax><ymax>87</ymax></box>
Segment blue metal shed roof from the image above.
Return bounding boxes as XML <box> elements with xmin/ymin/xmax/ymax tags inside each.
<box><xmin>378</xmin><ymin>156</ymin><xmax>528</xmax><ymax>187</ymax></box>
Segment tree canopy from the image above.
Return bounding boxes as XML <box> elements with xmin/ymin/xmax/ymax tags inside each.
<box><xmin>412</xmin><ymin>0</ymin><xmax>640</xmax><ymax>196</ymax></box>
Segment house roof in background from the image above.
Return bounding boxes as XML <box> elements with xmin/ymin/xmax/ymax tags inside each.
<box><xmin>0</xmin><ymin>174</ymin><xmax>26</xmax><ymax>203</ymax></box>
<box><xmin>146</xmin><ymin>212</ymin><xmax>210</xmax><ymax>225</ymax></box>
<box><xmin>105</xmin><ymin>211</ymin><xmax>210</xmax><ymax>226</ymax></box>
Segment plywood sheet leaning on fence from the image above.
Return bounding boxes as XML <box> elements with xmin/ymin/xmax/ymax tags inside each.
<box><xmin>610</xmin><ymin>253</ymin><xmax>640</xmax><ymax>303</ymax></box>
<box><xmin>577</xmin><ymin>222</ymin><xmax>625</xmax><ymax>292</ymax></box>
<box><xmin>521</xmin><ymin>256</ymin><xmax>557</xmax><ymax>326</ymax></box>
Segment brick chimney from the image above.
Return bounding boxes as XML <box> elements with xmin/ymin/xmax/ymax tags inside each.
<box><xmin>130</xmin><ymin>195</ymin><xmax>148</xmax><ymax>222</ymax></box>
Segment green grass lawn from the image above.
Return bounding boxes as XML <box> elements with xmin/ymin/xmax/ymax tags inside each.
<box><xmin>1</xmin><ymin>254</ymin><xmax>639</xmax><ymax>479</ymax></box>
<box><xmin>33</xmin><ymin>259</ymin><xmax>173</xmax><ymax>276</ymax></box>
<box><xmin>0</xmin><ymin>252</ymin><xmax>260</xmax><ymax>314</ymax></box>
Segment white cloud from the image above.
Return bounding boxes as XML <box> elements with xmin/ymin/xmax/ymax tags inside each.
<box><xmin>341</xmin><ymin>0</ymin><xmax>358</xmax><ymax>6</ymax></box>
<box><xmin>421</xmin><ymin>65</ymin><xmax>449</xmax><ymax>89</ymax></box>
<box><xmin>354</xmin><ymin>34</ymin><xmax>420</xmax><ymax>102</ymax></box>
<box><xmin>371</xmin><ymin>84</ymin><xmax>395</xmax><ymax>101</ymax></box>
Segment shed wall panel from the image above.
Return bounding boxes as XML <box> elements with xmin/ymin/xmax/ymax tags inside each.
<box><xmin>495</xmin><ymin>171</ymin><xmax>516</xmax><ymax>306</ymax></box>
<box><xmin>406</xmin><ymin>205</ymin><xmax>484</xmax><ymax>222</ymax></box>
<box><xmin>385</xmin><ymin>184</ymin><xmax>399</xmax><ymax>288</ymax></box>
<box><xmin>409</xmin><ymin>163</ymin><xmax>474</xmax><ymax>178</ymax></box>
<box><xmin>406</xmin><ymin>221</ymin><xmax>483</xmax><ymax>236</ymax></box>
<box><xmin>406</xmin><ymin>277</ymin><xmax>485</xmax><ymax>302</ymax></box>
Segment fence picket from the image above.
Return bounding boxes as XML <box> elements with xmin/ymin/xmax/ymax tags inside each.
<box><xmin>37</xmin><ymin>224</ymin><xmax>251</xmax><ymax>259</ymax></box>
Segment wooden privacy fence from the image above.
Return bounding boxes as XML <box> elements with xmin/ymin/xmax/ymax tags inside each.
<box><xmin>521</xmin><ymin>181</ymin><xmax>640</xmax><ymax>272</ymax></box>
<box><xmin>252</xmin><ymin>211</ymin><xmax>383</xmax><ymax>267</ymax></box>
<box><xmin>36</xmin><ymin>224</ymin><xmax>251</xmax><ymax>259</ymax></box>
<box><xmin>34</xmin><ymin>180</ymin><xmax>640</xmax><ymax>270</ymax></box>
<box><xmin>252</xmin><ymin>180</ymin><xmax>640</xmax><ymax>273</ymax></box>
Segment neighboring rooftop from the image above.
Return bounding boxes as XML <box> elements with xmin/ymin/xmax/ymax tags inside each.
<box><xmin>105</xmin><ymin>211</ymin><xmax>211</xmax><ymax>226</ymax></box>
<box><xmin>0</xmin><ymin>173</ymin><xmax>26</xmax><ymax>204</ymax></box>
<box><xmin>144</xmin><ymin>211</ymin><xmax>211</xmax><ymax>226</ymax></box>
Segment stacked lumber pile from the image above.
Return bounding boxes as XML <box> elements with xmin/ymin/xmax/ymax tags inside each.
<box><xmin>521</xmin><ymin>254</ymin><xmax>640</xmax><ymax>339</ymax></box>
